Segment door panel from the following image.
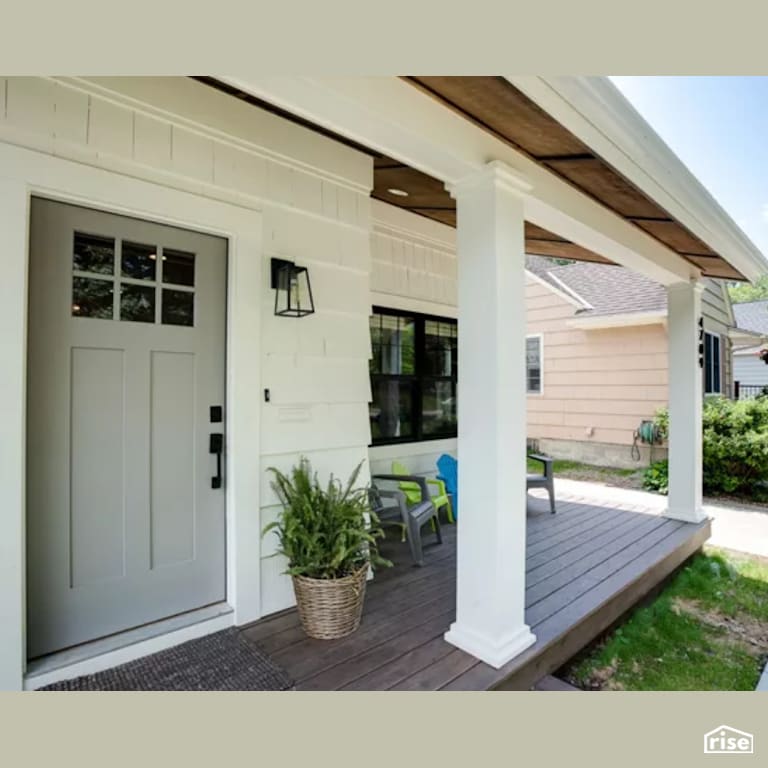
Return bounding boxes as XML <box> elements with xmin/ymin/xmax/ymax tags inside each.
<box><xmin>27</xmin><ymin>197</ymin><xmax>228</xmax><ymax>658</ymax></box>
<box><xmin>150</xmin><ymin>351</ymin><xmax>196</xmax><ymax>569</ymax></box>
<box><xmin>70</xmin><ymin>346</ymin><xmax>127</xmax><ymax>588</ymax></box>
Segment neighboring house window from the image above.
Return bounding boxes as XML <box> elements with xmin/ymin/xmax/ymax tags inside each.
<box><xmin>704</xmin><ymin>331</ymin><xmax>722</xmax><ymax>394</ymax></box>
<box><xmin>369</xmin><ymin>308</ymin><xmax>457</xmax><ymax>445</ymax></box>
<box><xmin>526</xmin><ymin>335</ymin><xmax>543</xmax><ymax>394</ymax></box>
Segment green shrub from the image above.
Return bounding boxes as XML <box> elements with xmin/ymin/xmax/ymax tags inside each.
<box><xmin>649</xmin><ymin>398</ymin><xmax>768</xmax><ymax>496</ymax></box>
<box><xmin>701</xmin><ymin>396</ymin><xmax>768</xmax><ymax>494</ymax></box>
<box><xmin>643</xmin><ymin>460</ymin><xmax>669</xmax><ymax>495</ymax></box>
<box><xmin>264</xmin><ymin>458</ymin><xmax>392</xmax><ymax>579</ymax></box>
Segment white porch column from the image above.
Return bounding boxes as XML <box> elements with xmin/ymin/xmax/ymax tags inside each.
<box><xmin>444</xmin><ymin>161</ymin><xmax>536</xmax><ymax>668</ymax></box>
<box><xmin>666</xmin><ymin>281</ymin><xmax>706</xmax><ymax>523</ymax></box>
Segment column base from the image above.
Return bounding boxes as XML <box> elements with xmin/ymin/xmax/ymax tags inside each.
<box><xmin>664</xmin><ymin>505</ymin><xmax>706</xmax><ymax>523</ymax></box>
<box><xmin>444</xmin><ymin>622</ymin><xmax>536</xmax><ymax>669</ymax></box>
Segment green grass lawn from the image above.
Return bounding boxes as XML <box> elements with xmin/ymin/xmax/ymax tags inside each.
<box><xmin>526</xmin><ymin>457</ymin><xmax>639</xmax><ymax>480</ymax></box>
<box><xmin>563</xmin><ymin>549</ymin><xmax>768</xmax><ymax>690</ymax></box>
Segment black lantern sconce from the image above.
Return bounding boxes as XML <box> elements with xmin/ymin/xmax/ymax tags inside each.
<box><xmin>270</xmin><ymin>258</ymin><xmax>315</xmax><ymax>318</ymax></box>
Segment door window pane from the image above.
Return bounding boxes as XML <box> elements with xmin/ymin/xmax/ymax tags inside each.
<box><xmin>121</xmin><ymin>241</ymin><xmax>157</xmax><ymax>281</ymax></box>
<box><xmin>162</xmin><ymin>249</ymin><xmax>195</xmax><ymax>286</ymax></box>
<box><xmin>120</xmin><ymin>284</ymin><xmax>155</xmax><ymax>323</ymax></box>
<box><xmin>73</xmin><ymin>232</ymin><xmax>114</xmax><ymax>275</ymax></box>
<box><xmin>72</xmin><ymin>277</ymin><xmax>114</xmax><ymax>318</ymax></box>
<box><xmin>162</xmin><ymin>289</ymin><xmax>194</xmax><ymax>327</ymax></box>
<box><xmin>422</xmin><ymin>379</ymin><xmax>457</xmax><ymax>436</ymax></box>
<box><xmin>370</xmin><ymin>379</ymin><xmax>414</xmax><ymax>441</ymax></box>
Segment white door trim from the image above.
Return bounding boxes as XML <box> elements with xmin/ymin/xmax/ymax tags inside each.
<box><xmin>0</xmin><ymin>141</ymin><xmax>263</xmax><ymax>690</ymax></box>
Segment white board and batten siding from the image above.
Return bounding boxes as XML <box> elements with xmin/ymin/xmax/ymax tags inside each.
<box><xmin>700</xmin><ymin>278</ymin><xmax>734</xmax><ymax>397</ymax></box>
<box><xmin>368</xmin><ymin>200</ymin><xmax>458</xmax><ymax>476</ymax></box>
<box><xmin>0</xmin><ymin>76</ymin><xmax>375</xmax><ymax>631</ymax></box>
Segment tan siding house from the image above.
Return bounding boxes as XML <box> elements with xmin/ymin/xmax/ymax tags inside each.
<box><xmin>525</xmin><ymin>263</ymin><xmax>734</xmax><ymax>467</ymax></box>
<box><xmin>526</xmin><ymin>275</ymin><xmax>669</xmax><ymax>457</ymax></box>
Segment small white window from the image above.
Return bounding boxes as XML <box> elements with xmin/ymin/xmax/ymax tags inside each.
<box><xmin>704</xmin><ymin>331</ymin><xmax>722</xmax><ymax>394</ymax></box>
<box><xmin>526</xmin><ymin>335</ymin><xmax>543</xmax><ymax>394</ymax></box>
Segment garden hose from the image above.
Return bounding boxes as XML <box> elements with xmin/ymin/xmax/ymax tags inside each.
<box><xmin>632</xmin><ymin>420</ymin><xmax>661</xmax><ymax>462</ymax></box>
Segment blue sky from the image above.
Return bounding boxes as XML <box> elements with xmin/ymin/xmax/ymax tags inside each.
<box><xmin>609</xmin><ymin>76</ymin><xmax>768</xmax><ymax>257</ymax></box>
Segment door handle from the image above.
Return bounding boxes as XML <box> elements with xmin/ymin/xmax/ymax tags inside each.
<box><xmin>210</xmin><ymin>432</ymin><xmax>224</xmax><ymax>489</ymax></box>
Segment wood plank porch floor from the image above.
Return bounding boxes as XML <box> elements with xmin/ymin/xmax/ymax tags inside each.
<box><xmin>241</xmin><ymin>491</ymin><xmax>710</xmax><ymax>691</ymax></box>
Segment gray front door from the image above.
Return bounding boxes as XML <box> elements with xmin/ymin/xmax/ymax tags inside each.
<box><xmin>27</xmin><ymin>198</ymin><xmax>227</xmax><ymax>658</ymax></box>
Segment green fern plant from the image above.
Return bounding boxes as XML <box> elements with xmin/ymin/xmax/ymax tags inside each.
<box><xmin>263</xmin><ymin>458</ymin><xmax>391</xmax><ymax>579</ymax></box>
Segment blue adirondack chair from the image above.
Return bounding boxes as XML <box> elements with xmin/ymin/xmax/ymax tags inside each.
<box><xmin>436</xmin><ymin>454</ymin><xmax>458</xmax><ymax>519</ymax></box>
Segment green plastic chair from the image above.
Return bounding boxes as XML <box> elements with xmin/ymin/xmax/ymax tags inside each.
<box><xmin>391</xmin><ymin>460</ymin><xmax>455</xmax><ymax>524</ymax></box>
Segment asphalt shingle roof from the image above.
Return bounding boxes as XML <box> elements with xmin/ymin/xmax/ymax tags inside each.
<box><xmin>732</xmin><ymin>300</ymin><xmax>768</xmax><ymax>335</ymax></box>
<box><xmin>525</xmin><ymin>256</ymin><xmax>667</xmax><ymax>317</ymax></box>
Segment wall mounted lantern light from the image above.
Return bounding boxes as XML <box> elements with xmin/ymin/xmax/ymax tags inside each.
<box><xmin>270</xmin><ymin>258</ymin><xmax>315</xmax><ymax>318</ymax></box>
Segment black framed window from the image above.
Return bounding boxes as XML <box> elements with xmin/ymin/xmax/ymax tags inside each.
<box><xmin>704</xmin><ymin>331</ymin><xmax>722</xmax><ymax>394</ymax></box>
<box><xmin>369</xmin><ymin>308</ymin><xmax>457</xmax><ymax>445</ymax></box>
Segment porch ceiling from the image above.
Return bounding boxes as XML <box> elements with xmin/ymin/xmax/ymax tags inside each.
<box><xmin>196</xmin><ymin>77</ymin><xmax>613</xmax><ymax>267</ymax></box>
<box><xmin>372</xmin><ymin>156</ymin><xmax>613</xmax><ymax>265</ymax></box>
<box><xmin>390</xmin><ymin>77</ymin><xmax>744</xmax><ymax>279</ymax></box>
<box><xmin>199</xmin><ymin>76</ymin><xmax>764</xmax><ymax>281</ymax></box>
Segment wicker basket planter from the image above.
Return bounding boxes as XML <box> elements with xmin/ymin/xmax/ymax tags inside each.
<box><xmin>291</xmin><ymin>565</ymin><xmax>369</xmax><ymax>640</ymax></box>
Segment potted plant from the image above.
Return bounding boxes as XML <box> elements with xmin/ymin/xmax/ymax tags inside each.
<box><xmin>264</xmin><ymin>457</ymin><xmax>391</xmax><ymax>640</ymax></box>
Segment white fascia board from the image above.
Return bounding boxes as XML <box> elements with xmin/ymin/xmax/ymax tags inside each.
<box><xmin>719</xmin><ymin>280</ymin><xmax>737</xmax><ymax>326</ymax></box>
<box><xmin>508</xmin><ymin>76</ymin><xmax>768</xmax><ymax>284</ymax></box>
<box><xmin>219</xmin><ymin>76</ymin><xmax>696</xmax><ymax>287</ymax></box>
<box><xmin>544</xmin><ymin>271</ymin><xmax>593</xmax><ymax>309</ymax></box>
<box><xmin>566</xmin><ymin>310</ymin><xmax>667</xmax><ymax>329</ymax></box>
<box><xmin>524</xmin><ymin>269</ymin><xmax>587</xmax><ymax>309</ymax></box>
<box><xmin>729</xmin><ymin>326</ymin><xmax>766</xmax><ymax>344</ymax></box>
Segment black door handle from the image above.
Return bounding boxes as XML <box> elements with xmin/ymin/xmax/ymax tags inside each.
<box><xmin>210</xmin><ymin>432</ymin><xmax>224</xmax><ymax>489</ymax></box>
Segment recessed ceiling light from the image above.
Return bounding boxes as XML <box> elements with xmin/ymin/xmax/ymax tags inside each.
<box><xmin>387</xmin><ymin>188</ymin><xmax>409</xmax><ymax>197</ymax></box>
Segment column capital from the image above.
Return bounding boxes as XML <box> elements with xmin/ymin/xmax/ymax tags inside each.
<box><xmin>446</xmin><ymin>160</ymin><xmax>533</xmax><ymax>201</ymax></box>
<box><xmin>667</xmin><ymin>279</ymin><xmax>706</xmax><ymax>296</ymax></box>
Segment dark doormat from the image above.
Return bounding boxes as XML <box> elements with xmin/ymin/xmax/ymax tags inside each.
<box><xmin>38</xmin><ymin>628</ymin><xmax>295</xmax><ymax>691</ymax></box>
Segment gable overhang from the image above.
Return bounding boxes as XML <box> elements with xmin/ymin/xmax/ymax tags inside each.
<box><xmin>217</xmin><ymin>76</ymin><xmax>767</xmax><ymax>287</ymax></box>
<box><xmin>730</xmin><ymin>326</ymin><xmax>767</xmax><ymax>350</ymax></box>
<box><xmin>506</xmin><ymin>77</ymin><xmax>768</xmax><ymax>284</ymax></box>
